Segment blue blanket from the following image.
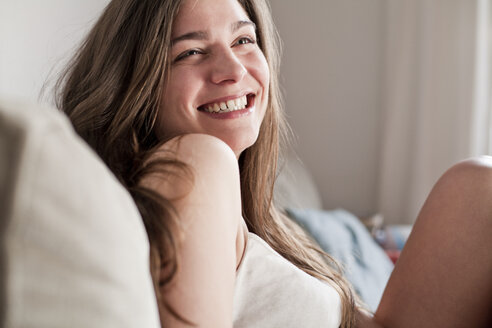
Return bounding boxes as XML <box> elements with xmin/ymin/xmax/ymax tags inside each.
<box><xmin>287</xmin><ymin>208</ymin><xmax>394</xmax><ymax>311</ymax></box>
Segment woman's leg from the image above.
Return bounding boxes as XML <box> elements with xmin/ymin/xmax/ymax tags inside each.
<box><xmin>374</xmin><ymin>157</ymin><xmax>492</xmax><ymax>328</ymax></box>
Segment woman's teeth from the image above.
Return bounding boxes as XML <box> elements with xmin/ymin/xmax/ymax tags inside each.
<box><xmin>203</xmin><ymin>95</ymin><xmax>248</xmax><ymax>113</ymax></box>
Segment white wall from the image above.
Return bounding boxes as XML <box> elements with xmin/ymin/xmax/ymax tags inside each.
<box><xmin>0</xmin><ymin>0</ymin><xmax>109</xmax><ymax>104</ymax></box>
<box><xmin>270</xmin><ymin>0</ymin><xmax>385</xmax><ymax>217</ymax></box>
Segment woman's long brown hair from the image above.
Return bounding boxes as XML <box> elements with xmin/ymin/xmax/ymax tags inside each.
<box><xmin>56</xmin><ymin>0</ymin><xmax>357</xmax><ymax>326</ymax></box>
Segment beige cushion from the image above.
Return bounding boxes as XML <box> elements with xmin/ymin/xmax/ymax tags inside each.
<box><xmin>0</xmin><ymin>99</ymin><xmax>160</xmax><ymax>327</ymax></box>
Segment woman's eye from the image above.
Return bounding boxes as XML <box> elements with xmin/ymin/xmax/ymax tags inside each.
<box><xmin>235</xmin><ymin>37</ymin><xmax>256</xmax><ymax>46</ymax></box>
<box><xmin>175</xmin><ymin>49</ymin><xmax>202</xmax><ymax>62</ymax></box>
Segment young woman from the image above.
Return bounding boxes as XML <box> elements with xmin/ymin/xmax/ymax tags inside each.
<box><xmin>56</xmin><ymin>0</ymin><xmax>492</xmax><ymax>327</ymax></box>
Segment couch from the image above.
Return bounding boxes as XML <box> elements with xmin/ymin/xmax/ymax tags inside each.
<box><xmin>0</xmin><ymin>99</ymin><xmax>160</xmax><ymax>327</ymax></box>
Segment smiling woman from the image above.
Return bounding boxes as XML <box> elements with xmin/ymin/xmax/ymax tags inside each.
<box><xmin>54</xmin><ymin>0</ymin><xmax>492</xmax><ymax>327</ymax></box>
<box><xmin>55</xmin><ymin>0</ymin><xmax>356</xmax><ymax>326</ymax></box>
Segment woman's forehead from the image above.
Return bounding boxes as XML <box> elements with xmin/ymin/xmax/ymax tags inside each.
<box><xmin>172</xmin><ymin>0</ymin><xmax>250</xmax><ymax>37</ymax></box>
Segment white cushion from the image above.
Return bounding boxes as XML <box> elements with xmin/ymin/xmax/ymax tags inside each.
<box><xmin>0</xmin><ymin>99</ymin><xmax>160</xmax><ymax>328</ymax></box>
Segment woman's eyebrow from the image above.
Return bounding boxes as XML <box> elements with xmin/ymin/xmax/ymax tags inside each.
<box><xmin>172</xmin><ymin>31</ymin><xmax>208</xmax><ymax>45</ymax></box>
<box><xmin>171</xmin><ymin>20</ymin><xmax>256</xmax><ymax>46</ymax></box>
<box><xmin>231</xmin><ymin>20</ymin><xmax>256</xmax><ymax>32</ymax></box>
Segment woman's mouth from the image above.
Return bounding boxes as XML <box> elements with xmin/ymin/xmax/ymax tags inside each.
<box><xmin>198</xmin><ymin>94</ymin><xmax>255</xmax><ymax>114</ymax></box>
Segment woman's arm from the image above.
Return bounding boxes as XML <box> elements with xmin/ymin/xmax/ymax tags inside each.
<box><xmin>142</xmin><ymin>134</ymin><xmax>244</xmax><ymax>328</ymax></box>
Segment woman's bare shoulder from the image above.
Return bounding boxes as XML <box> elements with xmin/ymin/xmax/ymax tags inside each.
<box><xmin>143</xmin><ymin>133</ymin><xmax>239</xmax><ymax>200</ymax></box>
<box><xmin>142</xmin><ymin>134</ymin><xmax>243</xmax><ymax>326</ymax></box>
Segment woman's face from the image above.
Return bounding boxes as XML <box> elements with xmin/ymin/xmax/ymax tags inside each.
<box><xmin>157</xmin><ymin>0</ymin><xmax>270</xmax><ymax>157</ymax></box>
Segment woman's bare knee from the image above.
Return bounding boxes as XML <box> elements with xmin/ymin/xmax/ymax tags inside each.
<box><xmin>426</xmin><ymin>156</ymin><xmax>492</xmax><ymax>222</ymax></box>
<box><xmin>445</xmin><ymin>156</ymin><xmax>492</xmax><ymax>183</ymax></box>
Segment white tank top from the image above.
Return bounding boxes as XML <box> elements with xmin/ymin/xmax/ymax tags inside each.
<box><xmin>233</xmin><ymin>233</ymin><xmax>342</xmax><ymax>328</ymax></box>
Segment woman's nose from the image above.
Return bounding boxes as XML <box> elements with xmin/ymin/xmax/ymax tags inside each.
<box><xmin>209</xmin><ymin>49</ymin><xmax>247</xmax><ymax>85</ymax></box>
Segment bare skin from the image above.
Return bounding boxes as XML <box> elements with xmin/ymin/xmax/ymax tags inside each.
<box><xmin>367</xmin><ymin>157</ymin><xmax>492</xmax><ymax>328</ymax></box>
<box><xmin>143</xmin><ymin>134</ymin><xmax>247</xmax><ymax>328</ymax></box>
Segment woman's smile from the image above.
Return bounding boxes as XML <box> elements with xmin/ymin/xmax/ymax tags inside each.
<box><xmin>198</xmin><ymin>93</ymin><xmax>252</xmax><ymax>113</ymax></box>
<box><xmin>197</xmin><ymin>93</ymin><xmax>256</xmax><ymax>121</ymax></box>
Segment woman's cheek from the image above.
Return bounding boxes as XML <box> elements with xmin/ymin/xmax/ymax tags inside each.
<box><xmin>254</xmin><ymin>52</ymin><xmax>270</xmax><ymax>85</ymax></box>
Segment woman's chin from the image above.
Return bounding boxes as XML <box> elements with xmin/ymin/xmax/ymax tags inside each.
<box><xmin>217</xmin><ymin>133</ymin><xmax>259</xmax><ymax>159</ymax></box>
